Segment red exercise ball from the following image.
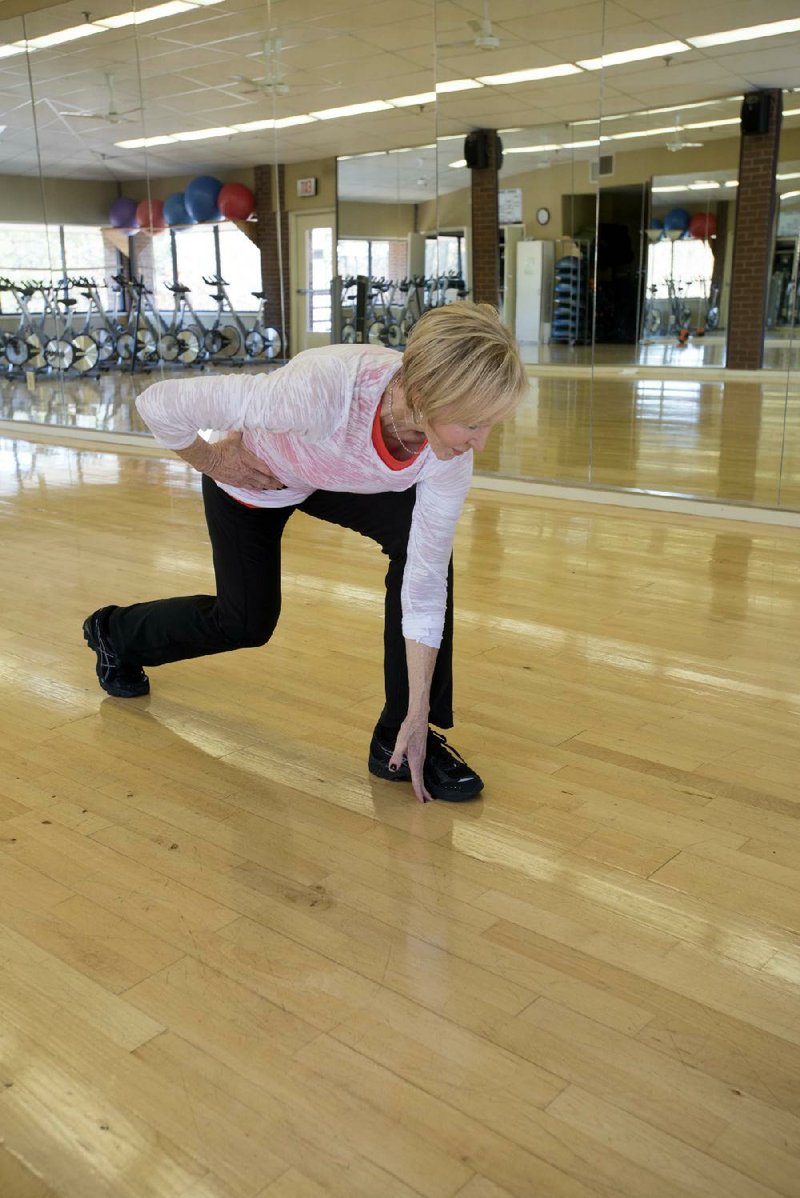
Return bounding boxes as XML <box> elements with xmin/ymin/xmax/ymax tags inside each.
<box><xmin>689</xmin><ymin>212</ymin><xmax>717</xmax><ymax>240</ymax></box>
<box><xmin>218</xmin><ymin>182</ymin><xmax>255</xmax><ymax>221</ymax></box>
<box><xmin>135</xmin><ymin>199</ymin><xmax>165</xmax><ymax>230</ymax></box>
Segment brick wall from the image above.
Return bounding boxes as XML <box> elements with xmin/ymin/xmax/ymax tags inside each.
<box><xmin>726</xmin><ymin>90</ymin><xmax>782</xmax><ymax>371</ymax></box>
<box><xmin>253</xmin><ymin>164</ymin><xmax>291</xmax><ymax>357</ymax></box>
<box><xmin>470</xmin><ymin>132</ymin><xmax>500</xmax><ymax>308</ymax></box>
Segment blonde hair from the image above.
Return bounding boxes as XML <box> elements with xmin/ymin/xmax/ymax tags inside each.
<box><xmin>401</xmin><ymin>301</ymin><xmax>527</xmax><ymax>425</ymax></box>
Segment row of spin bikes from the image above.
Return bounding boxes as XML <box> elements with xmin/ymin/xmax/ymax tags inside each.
<box><xmin>641</xmin><ymin>276</ymin><xmax>721</xmax><ymax>344</ymax></box>
<box><xmin>337</xmin><ymin>273</ymin><xmax>469</xmax><ymax>347</ymax></box>
<box><xmin>0</xmin><ymin>273</ymin><xmax>283</xmax><ymax>377</ymax></box>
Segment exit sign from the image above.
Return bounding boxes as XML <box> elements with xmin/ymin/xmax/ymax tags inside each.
<box><xmin>296</xmin><ymin>177</ymin><xmax>318</xmax><ymax>197</ymax></box>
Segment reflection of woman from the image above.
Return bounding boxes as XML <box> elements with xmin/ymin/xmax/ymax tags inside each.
<box><xmin>83</xmin><ymin>303</ymin><xmax>527</xmax><ymax>803</ymax></box>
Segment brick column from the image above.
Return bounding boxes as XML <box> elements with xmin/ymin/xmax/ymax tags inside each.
<box><xmin>726</xmin><ymin>90</ymin><xmax>782</xmax><ymax>370</ymax></box>
<box><xmin>254</xmin><ymin>164</ymin><xmax>291</xmax><ymax>357</ymax></box>
<box><xmin>470</xmin><ymin>130</ymin><xmax>500</xmax><ymax>307</ymax></box>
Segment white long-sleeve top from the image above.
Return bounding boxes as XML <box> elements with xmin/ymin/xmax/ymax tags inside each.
<box><xmin>135</xmin><ymin>344</ymin><xmax>473</xmax><ymax>648</ymax></box>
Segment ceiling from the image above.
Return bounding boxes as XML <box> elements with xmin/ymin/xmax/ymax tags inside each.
<box><xmin>1</xmin><ymin>0</ymin><xmax>800</xmax><ymax>199</ymax></box>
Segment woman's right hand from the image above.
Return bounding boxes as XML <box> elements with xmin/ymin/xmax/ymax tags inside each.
<box><xmin>205</xmin><ymin>437</ymin><xmax>285</xmax><ymax>491</ymax></box>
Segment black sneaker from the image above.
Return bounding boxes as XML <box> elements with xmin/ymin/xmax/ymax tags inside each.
<box><xmin>368</xmin><ymin>726</ymin><xmax>484</xmax><ymax>801</ymax></box>
<box><xmin>83</xmin><ymin>606</ymin><xmax>150</xmax><ymax>698</ymax></box>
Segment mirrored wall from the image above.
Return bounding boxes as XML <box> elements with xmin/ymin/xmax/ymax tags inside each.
<box><xmin>1</xmin><ymin>0</ymin><xmax>800</xmax><ymax>510</ymax></box>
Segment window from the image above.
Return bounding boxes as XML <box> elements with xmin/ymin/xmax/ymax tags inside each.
<box><xmin>646</xmin><ymin>238</ymin><xmax>715</xmax><ymax>299</ymax></box>
<box><xmin>308</xmin><ymin>226</ymin><xmax>333</xmax><ymax>332</ymax></box>
<box><xmin>0</xmin><ymin>222</ymin><xmax>111</xmax><ymax>314</ymax></box>
<box><xmin>337</xmin><ymin>238</ymin><xmax>408</xmax><ymax>282</ymax></box>
<box><xmin>425</xmin><ymin>233</ymin><xmax>465</xmax><ymax>280</ymax></box>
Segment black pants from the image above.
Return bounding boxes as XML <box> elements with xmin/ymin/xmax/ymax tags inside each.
<box><xmin>106</xmin><ymin>475</ymin><xmax>454</xmax><ymax>729</ymax></box>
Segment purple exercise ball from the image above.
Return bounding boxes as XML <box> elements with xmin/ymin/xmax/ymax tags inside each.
<box><xmin>109</xmin><ymin>196</ymin><xmax>140</xmax><ymax>228</ymax></box>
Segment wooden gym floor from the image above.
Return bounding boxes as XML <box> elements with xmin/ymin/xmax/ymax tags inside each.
<box><xmin>1</xmin><ymin>436</ymin><xmax>800</xmax><ymax>1198</ymax></box>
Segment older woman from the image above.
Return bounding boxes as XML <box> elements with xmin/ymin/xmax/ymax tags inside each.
<box><xmin>84</xmin><ymin>302</ymin><xmax>527</xmax><ymax>803</ymax></box>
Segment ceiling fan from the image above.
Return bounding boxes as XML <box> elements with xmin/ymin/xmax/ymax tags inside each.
<box><xmin>57</xmin><ymin>73</ymin><xmax>142</xmax><ymax>125</ymax></box>
<box><xmin>232</xmin><ymin>37</ymin><xmax>339</xmax><ymax>97</ymax></box>
<box><xmin>438</xmin><ymin>1</ymin><xmax>507</xmax><ymax>52</ymax></box>
<box><xmin>665</xmin><ymin>120</ymin><xmax>704</xmax><ymax>152</ymax></box>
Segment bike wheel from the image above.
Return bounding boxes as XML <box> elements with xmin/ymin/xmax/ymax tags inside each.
<box><xmin>44</xmin><ymin>337</ymin><xmax>74</xmax><ymax>371</ymax></box>
<box><xmin>244</xmin><ymin>330</ymin><xmax>265</xmax><ymax>358</ymax></box>
<box><xmin>386</xmin><ymin>322</ymin><xmax>403</xmax><ymax>348</ymax></box>
<box><xmin>646</xmin><ymin>309</ymin><xmax>662</xmax><ymax>335</ymax></box>
<box><xmin>117</xmin><ymin>332</ymin><xmax>136</xmax><ymax>361</ymax></box>
<box><xmin>137</xmin><ymin>330</ymin><xmax>158</xmax><ymax>361</ymax></box>
<box><xmin>259</xmin><ymin>328</ymin><xmax>280</xmax><ymax>360</ymax></box>
<box><xmin>176</xmin><ymin>329</ymin><xmax>201</xmax><ymax>365</ymax></box>
<box><xmin>367</xmin><ymin>321</ymin><xmax>386</xmax><ymax>345</ymax></box>
<box><xmin>26</xmin><ymin>334</ymin><xmax>45</xmax><ymax>369</ymax></box>
<box><xmin>94</xmin><ymin>328</ymin><xmax>116</xmax><ymax>362</ymax></box>
<box><xmin>4</xmin><ymin>336</ymin><xmax>30</xmax><ymax>366</ymax></box>
<box><xmin>215</xmin><ymin>324</ymin><xmax>241</xmax><ymax>358</ymax></box>
<box><xmin>340</xmin><ymin>323</ymin><xmax>356</xmax><ymax>344</ymax></box>
<box><xmin>204</xmin><ymin>328</ymin><xmax>224</xmax><ymax>355</ymax></box>
<box><xmin>158</xmin><ymin>333</ymin><xmax>181</xmax><ymax>363</ymax></box>
<box><xmin>706</xmin><ymin>307</ymin><xmax>719</xmax><ymax>331</ymax></box>
<box><xmin>72</xmin><ymin>334</ymin><xmax>99</xmax><ymax>373</ymax></box>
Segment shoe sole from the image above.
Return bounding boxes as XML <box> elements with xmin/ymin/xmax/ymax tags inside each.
<box><xmin>83</xmin><ymin>616</ymin><xmax>150</xmax><ymax>699</ymax></box>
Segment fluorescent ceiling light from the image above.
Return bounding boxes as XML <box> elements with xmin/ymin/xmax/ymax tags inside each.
<box><xmin>569</xmin><ymin>96</ymin><xmax>739</xmax><ymax>127</ymax></box>
<box><xmin>0</xmin><ymin>44</ymin><xmax>27</xmax><ymax>59</ymax></box>
<box><xmin>233</xmin><ymin>119</ymin><xmax>275</xmax><ymax>132</ymax></box>
<box><xmin>578</xmin><ymin>41</ymin><xmax>690</xmax><ymax>70</ymax></box>
<box><xmin>448</xmin><ymin>159</ymin><xmax>467</xmax><ymax>169</ymax></box>
<box><xmin>504</xmin><ymin>144</ymin><xmax>560</xmax><ymax>154</ymax></box>
<box><xmin>688</xmin><ymin>18</ymin><xmax>800</xmax><ymax>48</ymax></box>
<box><xmin>172</xmin><ymin>126</ymin><xmax>232</xmax><ymax>141</ymax></box>
<box><xmin>435</xmin><ymin>79</ymin><xmax>483</xmax><ymax>94</ymax></box>
<box><xmin>684</xmin><ymin>117</ymin><xmax>739</xmax><ymax>129</ymax></box>
<box><xmin>777</xmin><ymin>171</ymin><xmax>800</xmax><ymax>181</ymax></box>
<box><xmin>116</xmin><ymin>134</ymin><xmax>176</xmax><ymax>148</ymax></box>
<box><xmin>652</xmin><ymin>185</ymin><xmax>689</xmax><ymax>192</ymax></box>
<box><xmin>477</xmin><ymin>64</ymin><xmax>581</xmax><ymax>85</ymax></box>
<box><xmin>274</xmin><ymin>115</ymin><xmax>317</xmax><ymax>128</ymax></box>
<box><xmin>24</xmin><ymin>24</ymin><xmax>106</xmax><ymax>48</ymax></box>
<box><xmin>725</xmin><ymin>180</ymin><xmax>739</xmax><ymax>187</ymax></box>
<box><xmin>389</xmin><ymin>92</ymin><xmax>436</xmax><ymax>107</ymax></box>
<box><xmin>781</xmin><ymin>190</ymin><xmax>800</xmax><ymax>200</ymax></box>
<box><xmin>688</xmin><ymin>180</ymin><xmax>720</xmax><ymax>189</ymax></box>
<box><xmin>311</xmin><ymin>100</ymin><xmax>391</xmax><ymax>120</ymax></box>
<box><xmin>569</xmin><ymin>139</ymin><xmax>601</xmax><ymax>148</ymax></box>
<box><xmin>784</xmin><ymin>107</ymin><xmax>800</xmax><ymax>118</ymax></box>
<box><xmin>96</xmin><ymin>2</ymin><xmax>194</xmax><ymax>28</ymax></box>
<box><xmin>604</xmin><ymin>126</ymin><xmax>676</xmax><ymax>141</ymax></box>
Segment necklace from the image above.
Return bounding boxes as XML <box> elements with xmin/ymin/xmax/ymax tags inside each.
<box><xmin>387</xmin><ymin>377</ymin><xmax>424</xmax><ymax>458</ymax></box>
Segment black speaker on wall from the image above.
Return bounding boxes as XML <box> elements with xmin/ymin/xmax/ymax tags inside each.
<box><xmin>741</xmin><ymin>92</ymin><xmax>771</xmax><ymax>135</ymax></box>
<box><xmin>464</xmin><ymin>130</ymin><xmax>504</xmax><ymax>169</ymax></box>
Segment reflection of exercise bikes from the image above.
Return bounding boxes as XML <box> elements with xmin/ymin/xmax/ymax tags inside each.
<box><xmin>642</xmin><ymin>283</ymin><xmax>662</xmax><ymax>337</ymax></box>
<box><xmin>666</xmin><ymin>277</ymin><xmax>692</xmax><ymax>335</ymax></box>
<box><xmin>158</xmin><ymin>282</ymin><xmax>208</xmax><ymax>366</ymax></box>
<box><xmin>202</xmin><ymin>275</ymin><xmax>282</xmax><ymax>361</ymax></box>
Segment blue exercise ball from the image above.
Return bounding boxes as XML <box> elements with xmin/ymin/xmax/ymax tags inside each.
<box><xmin>663</xmin><ymin>207</ymin><xmax>690</xmax><ymax>234</ymax></box>
<box><xmin>649</xmin><ymin>217</ymin><xmax>664</xmax><ymax>231</ymax></box>
<box><xmin>163</xmin><ymin>192</ymin><xmax>194</xmax><ymax>226</ymax></box>
<box><xmin>184</xmin><ymin>175</ymin><xmax>223</xmax><ymax>222</ymax></box>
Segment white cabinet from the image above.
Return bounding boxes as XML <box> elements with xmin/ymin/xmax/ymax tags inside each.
<box><xmin>515</xmin><ymin>239</ymin><xmax>554</xmax><ymax>344</ymax></box>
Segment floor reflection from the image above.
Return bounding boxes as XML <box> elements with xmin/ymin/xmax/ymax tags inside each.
<box><xmin>520</xmin><ymin>332</ymin><xmax>800</xmax><ymax>371</ymax></box>
<box><xmin>3</xmin><ymin>359</ymin><xmax>800</xmax><ymax>511</ymax></box>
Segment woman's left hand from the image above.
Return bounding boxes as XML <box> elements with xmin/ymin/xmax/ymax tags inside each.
<box><xmin>389</xmin><ymin>714</ymin><xmax>433</xmax><ymax>803</ymax></box>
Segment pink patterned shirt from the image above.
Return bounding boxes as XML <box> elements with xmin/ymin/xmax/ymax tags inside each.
<box><xmin>136</xmin><ymin>345</ymin><xmax>473</xmax><ymax>648</ymax></box>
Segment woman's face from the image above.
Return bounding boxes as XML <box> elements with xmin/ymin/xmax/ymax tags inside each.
<box><xmin>424</xmin><ymin>399</ymin><xmax>514</xmax><ymax>461</ymax></box>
